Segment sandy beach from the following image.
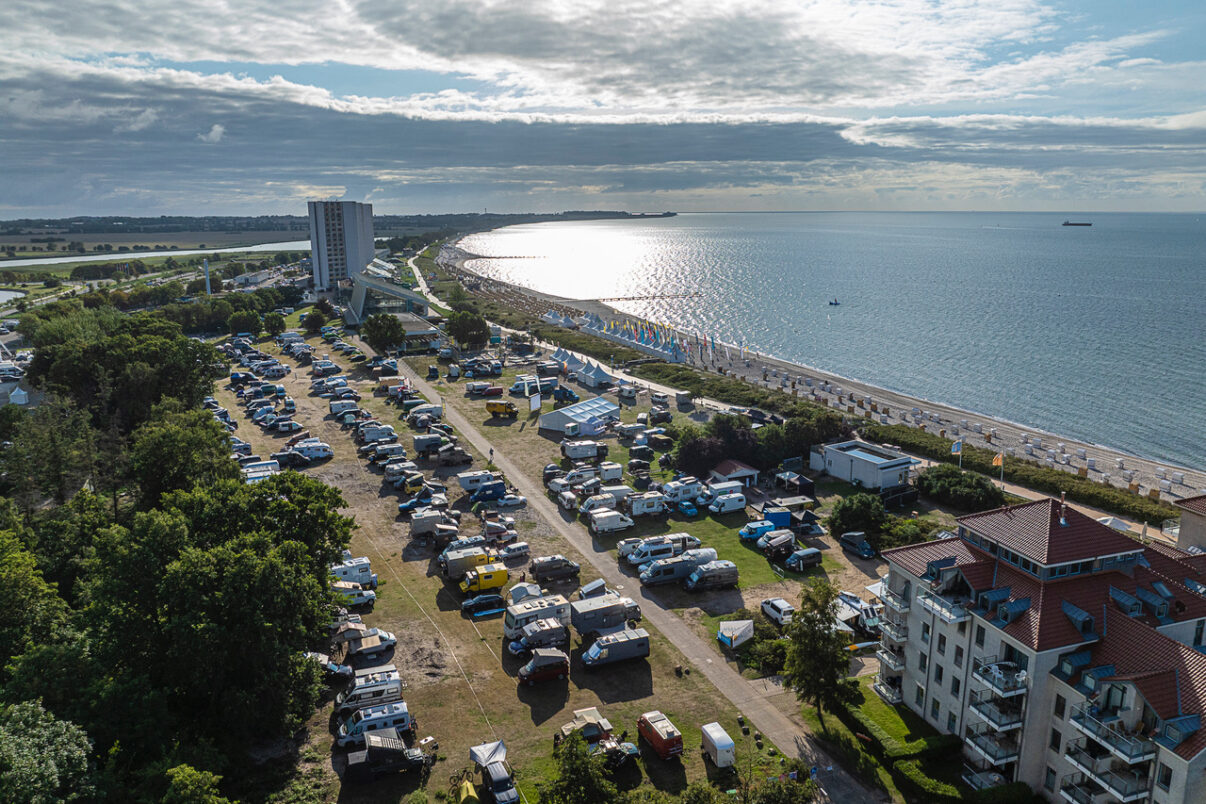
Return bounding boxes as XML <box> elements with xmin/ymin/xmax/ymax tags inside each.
<box><xmin>439</xmin><ymin>242</ymin><xmax>1206</xmax><ymax>527</ymax></box>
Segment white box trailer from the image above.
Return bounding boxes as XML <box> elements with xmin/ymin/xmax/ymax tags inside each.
<box><xmin>561</xmin><ymin>440</ymin><xmax>605</xmax><ymax>460</ymax></box>
<box><xmin>701</xmin><ymin>723</ymin><xmax>736</xmax><ymax>768</ymax></box>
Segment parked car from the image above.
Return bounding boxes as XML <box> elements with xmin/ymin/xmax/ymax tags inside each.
<box><xmin>495</xmin><ymin>494</ymin><xmax>527</xmax><ymax>509</ymax></box>
<box><xmin>761</xmin><ymin>597</ymin><xmax>795</xmax><ymax>627</ymax></box>
<box><xmin>277</xmin><ymin>419</ymin><xmax>304</xmax><ymax>432</ymax></box>
<box><xmin>785</xmin><ymin>547</ymin><xmax>823</xmax><ymax>572</ymax></box>
<box><xmin>676</xmin><ymin>500</ymin><xmax>699</xmax><ymax>517</ymax></box>
<box><xmin>305</xmin><ymin>651</ymin><xmax>354</xmax><ymax>683</ymax></box>
<box><xmin>517</xmin><ymin>648</ymin><xmax>570</xmax><ymax>685</ymax></box>
<box><xmin>462</xmin><ymin>594</ymin><xmax>507</xmax><ymax>617</ymax></box>
<box><xmin>499</xmin><ymin>542</ymin><xmax>531</xmax><ymax>562</ymax></box>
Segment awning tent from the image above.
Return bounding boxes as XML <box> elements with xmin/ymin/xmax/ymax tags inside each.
<box><xmin>717</xmin><ymin>620</ymin><xmax>754</xmax><ymax>649</ymax></box>
<box><xmin>538</xmin><ymin>396</ymin><xmax>620</xmax><ymax>434</ymax></box>
<box><xmin>469</xmin><ymin>740</ymin><xmax>508</xmax><ymax>769</ymax></box>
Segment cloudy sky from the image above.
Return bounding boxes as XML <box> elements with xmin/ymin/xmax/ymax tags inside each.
<box><xmin>3</xmin><ymin>0</ymin><xmax>1204</xmax><ymax>215</ymax></box>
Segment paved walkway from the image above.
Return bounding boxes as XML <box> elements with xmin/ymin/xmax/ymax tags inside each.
<box><xmin>384</xmin><ymin>350</ymin><xmax>887</xmax><ymax>803</ymax></box>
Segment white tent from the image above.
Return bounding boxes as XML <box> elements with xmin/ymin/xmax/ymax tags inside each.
<box><xmin>565</xmin><ymin>355</ymin><xmax>587</xmax><ymax>372</ymax></box>
<box><xmin>1096</xmin><ymin>516</ymin><xmax>1133</xmax><ymax>533</ymax></box>
<box><xmin>541</xmin><ymin>310</ymin><xmax>561</xmax><ymax>324</ymax></box>
<box><xmin>717</xmin><ymin>620</ymin><xmax>754</xmax><ymax>649</ymax></box>
<box><xmin>552</xmin><ymin>347</ymin><xmax>571</xmax><ymax>362</ymax></box>
<box><xmin>469</xmin><ymin>740</ymin><xmax>508</xmax><ymax>769</ymax></box>
<box><xmin>580</xmin><ymin>362</ymin><xmax>614</xmax><ymax>388</ymax></box>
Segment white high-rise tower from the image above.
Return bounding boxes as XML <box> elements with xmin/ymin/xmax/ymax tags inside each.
<box><xmin>307</xmin><ymin>200</ymin><xmax>375</xmax><ymax>290</ymax></box>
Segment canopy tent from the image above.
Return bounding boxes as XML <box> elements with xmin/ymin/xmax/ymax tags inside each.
<box><xmin>580</xmin><ymin>362</ymin><xmax>614</xmax><ymax>388</ymax></box>
<box><xmin>717</xmin><ymin>620</ymin><xmax>754</xmax><ymax>649</ymax></box>
<box><xmin>469</xmin><ymin>740</ymin><xmax>508</xmax><ymax>769</ymax></box>
<box><xmin>541</xmin><ymin>310</ymin><xmax>562</xmax><ymax>324</ymax></box>
<box><xmin>551</xmin><ymin>347</ymin><xmax>571</xmax><ymax>362</ymax></box>
<box><xmin>564</xmin><ymin>355</ymin><xmax>587</xmax><ymax>372</ymax></box>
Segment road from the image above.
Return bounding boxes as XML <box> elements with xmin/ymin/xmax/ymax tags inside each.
<box><xmin>383</xmin><ymin>347</ymin><xmax>885</xmax><ymax>803</ymax></box>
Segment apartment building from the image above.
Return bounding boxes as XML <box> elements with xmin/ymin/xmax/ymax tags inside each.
<box><xmin>308</xmin><ymin>200</ymin><xmax>375</xmax><ymax>290</ymax></box>
<box><xmin>877</xmin><ymin>498</ymin><xmax>1206</xmax><ymax>803</ymax></box>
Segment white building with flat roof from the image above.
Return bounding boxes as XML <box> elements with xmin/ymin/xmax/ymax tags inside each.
<box><xmin>308</xmin><ymin>200</ymin><xmax>375</xmax><ymax>290</ymax></box>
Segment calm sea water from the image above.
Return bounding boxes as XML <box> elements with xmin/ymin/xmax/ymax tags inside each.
<box><xmin>460</xmin><ymin>212</ymin><xmax>1206</xmax><ymax>471</ymax></box>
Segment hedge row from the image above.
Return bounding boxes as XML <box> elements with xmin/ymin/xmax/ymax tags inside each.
<box><xmin>860</xmin><ymin>423</ymin><xmax>1180</xmax><ymax>525</ymax></box>
<box><xmin>841</xmin><ymin>704</ymin><xmax>961</xmax><ymax>760</ymax></box>
<box><xmin>629</xmin><ymin>362</ymin><xmax>841</xmax><ymax>420</ymax></box>
<box><xmin>892</xmin><ymin>759</ymin><xmax>961</xmax><ymax>801</ymax></box>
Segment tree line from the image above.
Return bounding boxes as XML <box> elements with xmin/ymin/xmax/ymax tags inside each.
<box><xmin>1</xmin><ymin>304</ymin><xmax>353</xmax><ymax>802</ymax></box>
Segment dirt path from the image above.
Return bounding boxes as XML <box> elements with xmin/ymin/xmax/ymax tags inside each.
<box><xmin>383</xmin><ymin>342</ymin><xmax>887</xmax><ymax>803</ymax></box>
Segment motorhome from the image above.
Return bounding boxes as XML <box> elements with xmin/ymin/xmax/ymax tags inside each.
<box><xmin>502</xmin><ymin>595</ymin><xmax>571</xmax><ymax>640</ymax></box>
<box><xmin>661</xmin><ymin>477</ymin><xmax>703</xmax><ymax>503</ymax></box>
<box><xmin>708</xmin><ymin>493</ymin><xmax>747</xmax><ymax>514</ymax></box>
<box><xmin>570</xmin><ymin>593</ymin><xmax>641</xmax><ymax>636</ymax></box>
<box><xmin>457</xmin><ymin>470</ymin><xmax>500</xmax><ymax>492</ymax></box>
<box><xmin>561</xmin><ymin>440</ymin><xmax>607</xmax><ymax>460</ymax></box>
<box><xmin>336</xmin><ymin>702</ymin><xmax>414</xmax><ymax>747</ymax></box>
<box><xmin>684</xmin><ymin>560</ymin><xmax>739</xmax><ymax>592</ymax></box>
<box><xmin>624</xmin><ymin>533</ymin><xmax>701</xmax><ymax>566</ymax></box>
<box><xmin>696</xmin><ymin>481</ymin><xmax>743</xmax><ymax>507</ymax></box>
<box><xmin>581</xmin><ymin>628</ymin><xmax>650</xmax><ymax>668</ymax></box>
<box><xmin>334</xmin><ymin>665</ymin><xmax>405</xmax><ymax>716</ymax></box>
<box><xmin>440</xmin><ymin>547</ymin><xmax>496</xmax><ymax>578</ymax></box>
<box><xmin>626</xmin><ymin>492</ymin><xmax>666</xmax><ymax>517</ymax></box>
<box><xmin>332</xmin><ymin>555</ymin><xmax>378</xmax><ymax>588</ymax></box>
<box><xmin>638</xmin><ymin>549</ymin><xmax>718</xmax><ymax>585</ymax></box>
<box><xmin>293</xmin><ymin>441</ymin><xmax>333</xmax><ymax>461</ymax></box>
<box><xmin>577</xmin><ymin>494</ymin><xmax>616</xmax><ymax>516</ymax></box>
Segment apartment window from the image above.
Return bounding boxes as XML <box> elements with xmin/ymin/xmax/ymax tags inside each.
<box><xmin>1049</xmin><ymin>728</ymin><xmax>1061</xmax><ymax>752</ymax></box>
<box><xmin>951</xmin><ymin>677</ymin><xmax>961</xmax><ymax>696</ymax></box>
<box><xmin>1196</xmin><ymin>619</ymin><xmax>1205</xmax><ymax>646</ymax></box>
<box><xmin>935</xmin><ymin>665</ymin><xmax>944</xmax><ymax>685</ymax></box>
<box><xmin>954</xmin><ymin>646</ymin><xmax>964</xmax><ymax>668</ymax></box>
<box><xmin>930</xmin><ymin>699</ymin><xmax>940</xmax><ymax>721</ymax></box>
<box><xmin>1054</xmin><ymin>694</ymin><xmax>1066</xmax><ymax>719</ymax></box>
<box><xmin>1158</xmin><ymin>762</ymin><xmax>1172</xmax><ymax>791</ymax></box>
<box><xmin>957</xmin><ymin>621</ymin><xmax>967</xmax><ymax>636</ymax></box>
<box><xmin>937</xmin><ymin>634</ymin><xmax>947</xmax><ymax>655</ymax></box>
<box><xmin>922</xmin><ymin>623</ymin><xmax>931</xmax><ymax>643</ymax></box>
<box><xmin>919</xmin><ymin>653</ymin><xmax>928</xmax><ymax>672</ymax></box>
<box><xmin>1044</xmin><ymin>767</ymin><xmax>1056</xmax><ymax>792</ymax></box>
<box><xmin>947</xmin><ymin>712</ymin><xmax>957</xmax><ymax>732</ymax></box>
<box><xmin>975</xmin><ymin>625</ymin><xmax>985</xmax><ymax>647</ymax></box>
<box><xmin>915</xmin><ymin>685</ymin><xmax>925</xmax><ymax>706</ymax></box>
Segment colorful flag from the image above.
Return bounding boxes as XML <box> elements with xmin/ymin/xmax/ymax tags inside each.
<box><xmin>951</xmin><ymin>441</ymin><xmax>963</xmax><ymax>455</ymax></box>
<box><xmin>992</xmin><ymin>452</ymin><xmax>1003</xmax><ymax>467</ymax></box>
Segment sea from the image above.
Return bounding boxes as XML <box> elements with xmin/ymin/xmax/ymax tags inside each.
<box><xmin>459</xmin><ymin>212</ymin><xmax>1206</xmax><ymax>472</ymax></box>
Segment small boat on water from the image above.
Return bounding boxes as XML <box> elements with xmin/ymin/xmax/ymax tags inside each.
<box><xmin>1062</xmin><ymin>220</ymin><xmax>1092</xmax><ymax>226</ymax></box>
<box><xmin>828</xmin><ymin>299</ymin><xmax>840</xmax><ymax>305</ymax></box>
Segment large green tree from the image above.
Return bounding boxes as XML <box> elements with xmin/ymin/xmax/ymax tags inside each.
<box><xmin>302</xmin><ymin>309</ymin><xmax>327</xmax><ymax>335</ymax></box>
<box><xmin>0</xmin><ymin>700</ymin><xmax>94</xmax><ymax>804</ymax></box>
<box><xmin>0</xmin><ymin>528</ymin><xmax>67</xmax><ymax>673</ymax></box>
<box><xmin>162</xmin><ymin>764</ymin><xmax>233</xmax><ymax>804</ymax></box>
<box><xmin>782</xmin><ymin>580</ymin><xmax>857</xmax><ymax>727</ymax></box>
<box><xmin>262</xmin><ymin>312</ymin><xmax>287</xmax><ymax>337</ymax></box>
<box><xmin>537</xmin><ymin>732</ymin><xmax>617</xmax><ymax>804</ymax></box>
<box><xmin>446</xmin><ymin>309</ymin><xmax>489</xmax><ymax>347</ymax></box>
<box><xmin>361</xmin><ymin>313</ymin><xmax>406</xmax><ymax>354</ymax></box>
<box><xmin>130</xmin><ymin>401</ymin><xmax>240</xmax><ymax>507</ymax></box>
<box><xmin>227</xmin><ymin>310</ymin><xmax>261</xmax><ymax>337</ymax></box>
<box><xmin>5</xmin><ymin>396</ymin><xmax>96</xmax><ymax>506</ymax></box>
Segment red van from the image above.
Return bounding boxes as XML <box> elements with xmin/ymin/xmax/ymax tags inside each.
<box><xmin>517</xmin><ymin>649</ymin><xmax>569</xmax><ymax>685</ymax></box>
<box><xmin>637</xmin><ymin>711</ymin><xmax>684</xmax><ymax>759</ymax></box>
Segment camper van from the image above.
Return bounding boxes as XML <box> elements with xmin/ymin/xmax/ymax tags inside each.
<box><xmin>502</xmin><ymin>595</ymin><xmax>572</xmax><ymax>640</ymax></box>
<box><xmin>708</xmin><ymin>493</ymin><xmax>747</xmax><ymax>515</ymax></box>
<box><xmin>570</xmin><ymin>593</ymin><xmax>642</xmax><ymax>636</ymax></box>
<box><xmin>441</xmin><ymin>547</ymin><xmax>497</xmax><ymax>579</ymax></box>
<box><xmin>334</xmin><ymin>665</ymin><xmax>405</xmax><ymax>716</ymax></box>
<box><xmin>626</xmin><ymin>492</ymin><xmax>666</xmax><ymax>517</ymax></box>
<box><xmin>588</xmin><ymin>509</ymin><xmax>635</xmax><ymax>535</ymax></box>
<box><xmin>661</xmin><ymin>477</ymin><xmax>703</xmax><ymax>503</ymax></box>
<box><xmin>638</xmin><ymin>549</ymin><xmax>718</xmax><ymax>585</ymax></box>
<box><xmin>637</xmin><ymin>711</ymin><xmax>684</xmax><ymax>760</ymax></box>
<box><xmin>624</xmin><ymin>533</ymin><xmax>701</xmax><ymax>566</ymax></box>
<box><xmin>561</xmin><ymin>440</ymin><xmax>607</xmax><ymax>461</ymax></box>
<box><xmin>459</xmin><ymin>563</ymin><xmax>509</xmax><ymax>595</ymax></box>
<box><xmin>581</xmin><ymin>628</ymin><xmax>650</xmax><ymax>668</ymax></box>
<box><xmin>696</xmin><ymin>481</ymin><xmax>743</xmax><ymax>507</ymax></box>
<box><xmin>684</xmin><ymin>560</ymin><xmax>739</xmax><ymax>592</ymax></box>
<box><xmin>336</xmin><ymin>702</ymin><xmax>414</xmax><ymax>747</ymax></box>
<box><xmin>330</xmin><ymin>399</ymin><xmax>359</xmax><ymax>416</ymax></box>
<box><xmin>839</xmin><ymin>531</ymin><xmax>877</xmax><ymax>560</ymax></box>
<box><xmin>457</xmin><ymin>470</ymin><xmax>500</xmax><ymax>492</ymax></box>
<box><xmin>506</xmin><ymin>618</ymin><xmax>569</xmax><ymax>656</ymax></box>
<box><xmin>293</xmin><ymin>441</ymin><xmax>334</xmax><ymax>461</ymax></box>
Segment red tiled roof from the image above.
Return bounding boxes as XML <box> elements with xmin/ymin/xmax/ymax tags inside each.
<box><xmin>1090</xmin><ymin>610</ymin><xmax>1206</xmax><ymax>759</ymax></box>
<box><xmin>711</xmin><ymin>459</ymin><xmax>758</xmax><ymax>478</ymax></box>
<box><xmin>957</xmin><ymin>561</ymin><xmax>996</xmax><ymax>592</ymax></box>
<box><xmin>1177</xmin><ymin>495</ymin><xmax>1206</xmax><ymax>517</ymax></box>
<box><xmin>882</xmin><ymin>536</ymin><xmax>980</xmax><ymax>578</ymax></box>
<box><xmin>958</xmin><ymin>498</ymin><xmax>1142</xmax><ymax>565</ymax></box>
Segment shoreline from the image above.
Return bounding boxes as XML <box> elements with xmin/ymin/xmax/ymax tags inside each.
<box><xmin>443</xmin><ymin>241</ymin><xmax>1206</xmax><ymax>505</ymax></box>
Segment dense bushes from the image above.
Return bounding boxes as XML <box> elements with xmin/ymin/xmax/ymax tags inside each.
<box><xmin>892</xmin><ymin>759</ymin><xmax>961</xmax><ymax>800</ymax></box>
<box><xmin>670</xmin><ymin>408</ymin><xmax>847</xmax><ymax>475</ymax></box>
<box><xmin>916</xmin><ymin>464</ymin><xmax>1006</xmax><ymax>512</ymax></box>
<box><xmin>861</xmin><ymin>423</ymin><xmax>1179</xmax><ymax>524</ymax></box>
<box><xmin>827</xmin><ymin>493</ymin><xmax>888</xmax><ymax>538</ymax></box>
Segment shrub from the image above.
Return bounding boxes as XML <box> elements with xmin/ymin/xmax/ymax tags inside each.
<box><xmin>916</xmin><ymin>464</ymin><xmax>1005</xmax><ymax>512</ymax></box>
<box><xmin>861</xmin><ymin>423</ymin><xmax>1179</xmax><ymax>525</ymax></box>
<box><xmin>827</xmin><ymin>493</ymin><xmax>888</xmax><ymax>537</ymax></box>
<box><xmin>892</xmin><ymin>759</ymin><xmax>960</xmax><ymax>801</ymax></box>
<box><xmin>878</xmin><ymin>515</ymin><xmax>945</xmax><ymax>551</ymax></box>
<box><xmin>841</xmin><ymin>705</ymin><xmax>960</xmax><ymax>760</ymax></box>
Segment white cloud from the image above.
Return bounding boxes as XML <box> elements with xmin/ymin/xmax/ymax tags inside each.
<box><xmin>114</xmin><ymin>108</ymin><xmax>158</xmax><ymax>132</ymax></box>
<box><xmin>196</xmin><ymin>123</ymin><xmax>225</xmax><ymax>143</ymax></box>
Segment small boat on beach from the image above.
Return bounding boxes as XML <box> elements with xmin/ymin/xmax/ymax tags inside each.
<box><xmin>1062</xmin><ymin>221</ymin><xmax>1092</xmax><ymax>226</ymax></box>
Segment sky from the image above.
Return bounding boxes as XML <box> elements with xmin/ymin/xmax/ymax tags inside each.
<box><xmin>2</xmin><ymin>0</ymin><xmax>1205</xmax><ymax>215</ymax></box>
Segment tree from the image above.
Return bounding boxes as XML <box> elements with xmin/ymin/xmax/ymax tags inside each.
<box><xmin>130</xmin><ymin>401</ymin><xmax>240</xmax><ymax>507</ymax></box>
<box><xmin>0</xmin><ymin>700</ymin><xmax>94</xmax><ymax>803</ymax></box>
<box><xmin>162</xmin><ymin>765</ymin><xmax>233</xmax><ymax>804</ymax></box>
<box><xmin>537</xmin><ymin>732</ymin><xmax>617</xmax><ymax>804</ymax></box>
<box><xmin>826</xmin><ymin>493</ymin><xmax>887</xmax><ymax>538</ymax></box>
<box><xmin>782</xmin><ymin>580</ymin><xmax>858</xmax><ymax>727</ymax></box>
<box><xmin>227</xmin><ymin>310</ymin><xmax>261</xmax><ymax>337</ymax></box>
<box><xmin>5</xmin><ymin>396</ymin><xmax>96</xmax><ymax>506</ymax></box>
<box><xmin>263</xmin><ymin>312</ymin><xmax>287</xmax><ymax>337</ymax></box>
<box><xmin>302</xmin><ymin>309</ymin><xmax>327</xmax><ymax>335</ymax></box>
<box><xmin>313</xmin><ymin>297</ymin><xmax>336</xmax><ymax>317</ymax></box>
<box><xmin>361</xmin><ymin>313</ymin><xmax>406</xmax><ymax>354</ymax></box>
<box><xmin>0</xmin><ymin>528</ymin><xmax>67</xmax><ymax>672</ymax></box>
<box><xmin>446</xmin><ymin>309</ymin><xmax>489</xmax><ymax>347</ymax></box>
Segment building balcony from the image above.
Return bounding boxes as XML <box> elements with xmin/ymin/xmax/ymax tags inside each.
<box><xmin>962</xmin><ymin>764</ymin><xmax>1009</xmax><ymax>791</ymax></box>
<box><xmin>1065</xmin><ymin>739</ymin><xmax>1151</xmax><ymax>802</ymax></box>
<box><xmin>877</xmin><ymin>647</ymin><xmax>905</xmax><ymax>673</ymax></box>
<box><xmin>880</xmin><ymin>618</ymin><xmax>908</xmax><ymax>642</ymax></box>
<box><xmin>880</xmin><ymin>585</ymin><xmax>911</xmax><ymax>612</ymax></box>
<box><xmin>966</xmin><ymin>726</ymin><xmax>1020</xmax><ymax>766</ymax></box>
<box><xmin>873</xmin><ymin>678</ymin><xmax>903</xmax><ymax>705</ymax></box>
<box><xmin>1059</xmin><ymin>774</ymin><xmax>1104</xmax><ymax>804</ymax></box>
<box><xmin>972</xmin><ymin>655</ymin><xmax>1029</xmax><ymax>698</ymax></box>
<box><xmin>1069</xmin><ymin>704</ymin><xmax>1157</xmax><ymax>764</ymax></box>
<box><xmin>968</xmin><ymin>691</ymin><xmax>1024</xmax><ymax>731</ymax></box>
<box><xmin>918</xmin><ymin>590</ymin><xmax>971</xmax><ymax>623</ymax></box>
